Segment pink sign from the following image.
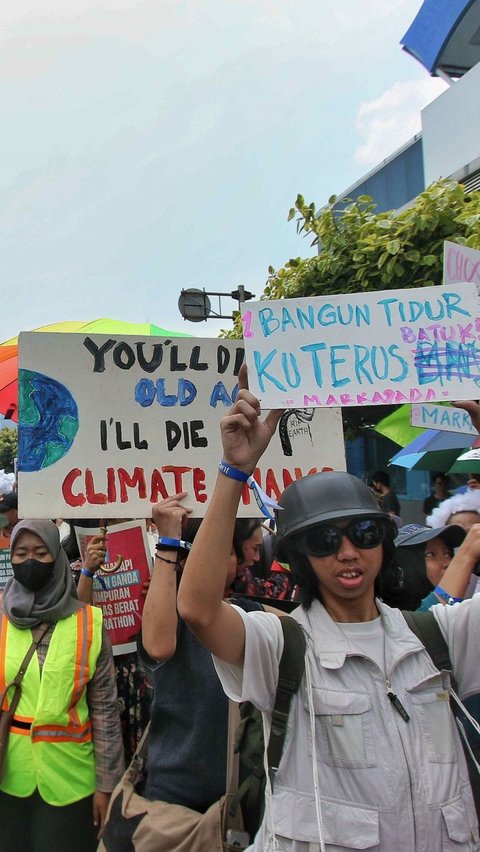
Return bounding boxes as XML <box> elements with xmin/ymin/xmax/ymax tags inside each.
<box><xmin>443</xmin><ymin>240</ymin><xmax>480</xmax><ymax>287</ymax></box>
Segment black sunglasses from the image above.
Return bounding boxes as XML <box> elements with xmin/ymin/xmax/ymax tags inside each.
<box><xmin>289</xmin><ymin>518</ymin><xmax>386</xmax><ymax>558</ymax></box>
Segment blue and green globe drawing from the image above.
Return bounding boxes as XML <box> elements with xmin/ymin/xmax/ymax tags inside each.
<box><xmin>18</xmin><ymin>369</ymin><xmax>79</xmax><ymax>472</ymax></box>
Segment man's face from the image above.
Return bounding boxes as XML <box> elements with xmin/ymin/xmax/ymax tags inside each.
<box><xmin>241</xmin><ymin>527</ymin><xmax>263</xmax><ymax>568</ymax></box>
<box><xmin>306</xmin><ymin>518</ymin><xmax>383</xmax><ymax>617</ymax></box>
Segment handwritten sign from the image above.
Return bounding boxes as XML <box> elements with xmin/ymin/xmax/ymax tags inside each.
<box><xmin>241</xmin><ymin>283</ymin><xmax>480</xmax><ymax>409</ymax></box>
<box><xmin>75</xmin><ymin>521</ymin><xmax>151</xmax><ymax>654</ymax></box>
<box><xmin>17</xmin><ymin>334</ymin><xmax>345</xmax><ymax>518</ymax></box>
<box><xmin>443</xmin><ymin>241</ymin><xmax>480</xmax><ymax>287</ymax></box>
<box><xmin>0</xmin><ymin>548</ymin><xmax>12</xmax><ymax>592</ymax></box>
<box><xmin>410</xmin><ymin>403</ymin><xmax>476</xmax><ymax>435</ymax></box>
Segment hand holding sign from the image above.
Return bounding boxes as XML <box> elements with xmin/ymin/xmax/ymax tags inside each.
<box><xmin>152</xmin><ymin>492</ymin><xmax>193</xmax><ymax>540</ymax></box>
<box><xmin>84</xmin><ymin>533</ymin><xmax>108</xmax><ymax>574</ymax></box>
<box><xmin>220</xmin><ymin>365</ymin><xmax>285</xmax><ymax>474</ymax></box>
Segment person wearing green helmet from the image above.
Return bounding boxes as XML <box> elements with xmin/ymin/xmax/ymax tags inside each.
<box><xmin>178</xmin><ymin>374</ymin><xmax>480</xmax><ymax>852</ymax></box>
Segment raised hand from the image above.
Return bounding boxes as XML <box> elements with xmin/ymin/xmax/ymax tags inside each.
<box><xmin>220</xmin><ymin>363</ymin><xmax>284</xmax><ymax>473</ymax></box>
<box><xmin>152</xmin><ymin>492</ymin><xmax>192</xmax><ymax>539</ymax></box>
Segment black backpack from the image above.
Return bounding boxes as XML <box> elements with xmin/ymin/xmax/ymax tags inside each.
<box><xmin>231</xmin><ymin>616</ymin><xmax>306</xmax><ymax>841</ymax></box>
<box><xmin>403</xmin><ymin>609</ymin><xmax>480</xmax><ymax>823</ymax></box>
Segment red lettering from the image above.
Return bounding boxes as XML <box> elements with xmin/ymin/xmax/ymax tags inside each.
<box><xmin>85</xmin><ymin>469</ymin><xmax>107</xmax><ymax>504</ymax></box>
<box><xmin>193</xmin><ymin>468</ymin><xmax>207</xmax><ymax>503</ymax></box>
<box><xmin>241</xmin><ymin>482</ymin><xmax>251</xmax><ymax>505</ymax></box>
<box><xmin>62</xmin><ymin>468</ymin><xmax>85</xmax><ymax>507</ymax></box>
<box><xmin>107</xmin><ymin>467</ymin><xmax>117</xmax><ymax>503</ymax></box>
<box><xmin>265</xmin><ymin>469</ymin><xmax>281</xmax><ymax>500</ymax></box>
<box><xmin>150</xmin><ymin>469</ymin><xmax>169</xmax><ymax>502</ymax></box>
<box><xmin>162</xmin><ymin>465</ymin><xmax>191</xmax><ymax>493</ymax></box>
<box><xmin>118</xmin><ymin>467</ymin><xmax>147</xmax><ymax>503</ymax></box>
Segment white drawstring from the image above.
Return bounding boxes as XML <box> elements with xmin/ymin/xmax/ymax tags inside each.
<box><xmin>305</xmin><ymin>653</ymin><xmax>326</xmax><ymax>852</ymax></box>
<box><xmin>450</xmin><ymin>688</ymin><xmax>480</xmax><ymax>776</ymax></box>
<box><xmin>451</xmin><ymin>688</ymin><xmax>480</xmax><ymax>738</ymax></box>
<box><xmin>262</xmin><ymin>711</ymin><xmax>279</xmax><ymax>852</ymax></box>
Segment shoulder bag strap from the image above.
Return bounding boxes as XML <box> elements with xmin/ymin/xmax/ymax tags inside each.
<box><xmin>1</xmin><ymin>621</ymin><xmax>52</xmax><ymax>719</ymax></box>
<box><xmin>402</xmin><ymin>609</ymin><xmax>455</xmax><ymax>684</ymax></box>
<box><xmin>267</xmin><ymin>615</ymin><xmax>306</xmax><ymax>774</ymax></box>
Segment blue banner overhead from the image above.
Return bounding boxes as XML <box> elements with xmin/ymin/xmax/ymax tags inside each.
<box><xmin>401</xmin><ymin>0</ymin><xmax>480</xmax><ymax>76</ymax></box>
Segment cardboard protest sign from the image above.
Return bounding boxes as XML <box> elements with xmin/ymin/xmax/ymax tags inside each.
<box><xmin>17</xmin><ymin>334</ymin><xmax>345</xmax><ymax>518</ymax></box>
<box><xmin>443</xmin><ymin>241</ymin><xmax>480</xmax><ymax>287</ymax></box>
<box><xmin>0</xmin><ymin>548</ymin><xmax>12</xmax><ymax>592</ymax></box>
<box><xmin>410</xmin><ymin>403</ymin><xmax>476</xmax><ymax>435</ymax></box>
<box><xmin>75</xmin><ymin>521</ymin><xmax>151</xmax><ymax>654</ymax></box>
<box><xmin>241</xmin><ymin>283</ymin><xmax>480</xmax><ymax>410</ymax></box>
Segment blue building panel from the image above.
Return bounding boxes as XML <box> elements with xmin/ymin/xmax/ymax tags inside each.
<box><xmin>339</xmin><ymin>138</ymin><xmax>424</xmax><ymax>213</ymax></box>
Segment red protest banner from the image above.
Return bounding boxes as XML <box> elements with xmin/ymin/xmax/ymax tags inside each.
<box><xmin>75</xmin><ymin>521</ymin><xmax>152</xmax><ymax>653</ymax></box>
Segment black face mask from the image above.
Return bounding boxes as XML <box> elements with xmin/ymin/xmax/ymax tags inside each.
<box><xmin>12</xmin><ymin>559</ymin><xmax>55</xmax><ymax>592</ymax></box>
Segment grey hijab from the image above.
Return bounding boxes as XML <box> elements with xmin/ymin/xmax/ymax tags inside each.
<box><xmin>2</xmin><ymin>519</ymin><xmax>84</xmax><ymax>628</ymax></box>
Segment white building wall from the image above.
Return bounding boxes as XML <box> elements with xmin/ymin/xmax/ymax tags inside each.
<box><xmin>421</xmin><ymin>61</ymin><xmax>480</xmax><ymax>185</ymax></box>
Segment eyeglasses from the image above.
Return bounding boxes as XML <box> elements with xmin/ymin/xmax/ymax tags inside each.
<box><xmin>290</xmin><ymin>518</ymin><xmax>386</xmax><ymax>557</ymax></box>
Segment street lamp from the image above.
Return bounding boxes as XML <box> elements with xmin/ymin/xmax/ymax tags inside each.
<box><xmin>178</xmin><ymin>286</ymin><xmax>255</xmax><ymax>323</ymax></box>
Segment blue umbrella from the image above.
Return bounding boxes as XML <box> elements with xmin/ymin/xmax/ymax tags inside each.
<box><xmin>390</xmin><ymin>428</ymin><xmax>474</xmax><ymax>471</ymax></box>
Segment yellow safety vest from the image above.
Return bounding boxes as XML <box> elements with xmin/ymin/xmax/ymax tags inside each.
<box><xmin>0</xmin><ymin>605</ymin><xmax>103</xmax><ymax>805</ymax></box>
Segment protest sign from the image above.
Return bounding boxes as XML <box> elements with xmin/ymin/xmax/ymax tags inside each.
<box><xmin>75</xmin><ymin>521</ymin><xmax>151</xmax><ymax>654</ymax></box>
<box><xmin>17</xmin><ymin>334</ymin><xmax>345</xmax><ymax>518</ymax></box>
<box><xmin>443</xmin><ymin>241</ymin><xmax>480</xmax><ymax>287</ymax></box>
<box><xmin>410</xmin><ymin>403</ymin><xmax>477</xmax><ymax>435</ymax></box>
<box><xmin>0</xmin><ymin>548</ymin><xmax>12</xmax><ymax>592</ymax></box>
<box><xmin>241</xmin><ymin>282</ymin><xmax>480</xmax><ymax>410</ymax></box>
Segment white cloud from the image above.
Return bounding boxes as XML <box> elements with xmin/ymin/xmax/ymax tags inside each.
<box><xmin>354</xmin><ymin>77</ymin><xmax>448</xmax><ymax>167</ymax></box>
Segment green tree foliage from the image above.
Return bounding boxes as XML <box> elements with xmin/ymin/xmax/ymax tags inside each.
<box><xmin>222</xmin><ymin>179</ymin><xmax>480</xmax><ymax>339</ymax></box>
<box><xmin>0</xmin><ymin>427</ymin><xmax>18</xmax><ymax>473</ymax></box>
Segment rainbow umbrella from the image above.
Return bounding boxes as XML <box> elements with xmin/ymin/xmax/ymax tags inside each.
<box><xmin>374</xmin><ymin>405</ymin><xmax>424</xmax><ymax>447</ymax></box>
<box><xmin>389</xmin><ymin>428</ymin><xmax>475</xmax><ymax>471</ymax></box>
<box><xmin>0</xmin><ymin>318</ymin><xmax>192</xmax><ymax>421</ymax></box>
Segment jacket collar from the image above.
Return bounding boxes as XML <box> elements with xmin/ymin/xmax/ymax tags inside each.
<box><xmin>293</xmin><ymin>598</ymin><xmax>426</xmax><ymax>670</ymax></box>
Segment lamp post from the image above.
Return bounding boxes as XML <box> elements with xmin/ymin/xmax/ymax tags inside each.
<box><xmin>178</xmin><ymin>286</ymin><xmax>255</xmax><ymax>323</ymax></box>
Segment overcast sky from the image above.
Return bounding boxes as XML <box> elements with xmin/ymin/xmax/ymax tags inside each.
<box><xmin>1</xmin><ymin>0</ymin><xmax>447</xmax><ymax>341</ymax></box>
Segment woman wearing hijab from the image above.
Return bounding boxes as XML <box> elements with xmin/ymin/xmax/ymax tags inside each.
<box><xmin>0</xmin><ymin>520</ymin><xmax>124</xmax><ymax>852</ymax></box>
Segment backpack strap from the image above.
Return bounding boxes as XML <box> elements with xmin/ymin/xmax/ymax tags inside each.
<box><xmin>267</xmin><ymin>615</ymin><xmax>306</xmax><ymax>773</ymax></box>
<box><xmin>402</xmin><ymin>610</ymin><xmax>457</xmax><ymax>690</ymax></box>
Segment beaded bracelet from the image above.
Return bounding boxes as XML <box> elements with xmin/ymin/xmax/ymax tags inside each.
<box><xmin>434</xmin><ymin>585</ymin><xmax>463</xmax><ymax>605</ymax></box>
<box><xmin>156</xmin><ymin>537</ymin><xmax>192</xmax><ymax>551</ymax></box>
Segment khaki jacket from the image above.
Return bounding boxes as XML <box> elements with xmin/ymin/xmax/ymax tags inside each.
<box><xmin>217</xmin><ymin>598</ymin><xmax>480</xmax><ymax>851</ymax></box>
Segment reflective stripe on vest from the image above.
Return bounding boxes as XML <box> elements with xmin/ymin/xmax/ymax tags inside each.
<box><xmin>0</xmin><ymin>614</ymin><xmax>8</xmax><ymax>711</ymax></box>
<box><xmin>0</xmin><ymin>606</ymin><xmax>103</xmax><ymax>804</ymax></box>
